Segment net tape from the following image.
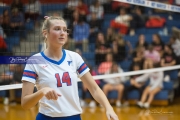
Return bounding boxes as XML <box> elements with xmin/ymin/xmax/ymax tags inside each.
<box><xmin>0</xmin><ymin>65</ymin><xmax>180</xmax><ymax>91</ymax></box>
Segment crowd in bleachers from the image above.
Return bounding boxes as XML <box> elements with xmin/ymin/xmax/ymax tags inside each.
<box><xmin>61</xmin><ymin>0</ymin><xmax>180</xmax><ymax>108</ymax></box>
<box><xmin>0</xmin><ymin>0</ymin><xmax>42</xmax><ymax>55</ymax></box>
<box><xmin>0</xmin><ymin>0</ymin><xmax>180</xmax><ymax>108</ymax></box>
<box><xmin>0</xmin><ymin>0</ymin><xmax>42</xmax><ymax>105</ymax></box>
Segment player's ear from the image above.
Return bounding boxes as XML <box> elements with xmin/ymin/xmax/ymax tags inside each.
<box><xmin>42</xmin><ymin>30</ymin><xmax>47</xmax><ymax>39</ymax></box>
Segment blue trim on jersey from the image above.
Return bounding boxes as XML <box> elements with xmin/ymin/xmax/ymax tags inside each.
<box><xmin>23</xmin><ymin>75</ymin><xmax>36</xmax><ymax>79</ymax></box>
<box><xmin>41</xmin><ymin>49</ymin><xmax>66</xmax><ymax>65</ymax></box>
<box><xmin>77</xmin><ymin>63</ymin><xmax>88</xmax><ymax>74</ymax></box>
<box><xmin>36</xmin><ymin>113</ymin><xmax>81</xmax><ymax>120</ymax></box>
<box><xmin>79</xmin><ymin>66</ymin><xmax>88</xmax><ymax>74</ymax></box>
<box><xmin>24</xmin><ymin>70</ymin><xmax>36</xmax><ymax>74</ymax></box>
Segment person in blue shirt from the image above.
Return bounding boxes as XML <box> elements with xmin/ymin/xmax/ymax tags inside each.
<box><xmin>73</xmin><ymin>17</ymin><xmax>89</xmax><ymax>52</ymax></box>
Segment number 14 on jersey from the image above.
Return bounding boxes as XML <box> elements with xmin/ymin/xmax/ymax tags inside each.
<box><xmin>55</xmin><ymin>72</ymin><xmax>72</xmax><ymax>87</ymax></box>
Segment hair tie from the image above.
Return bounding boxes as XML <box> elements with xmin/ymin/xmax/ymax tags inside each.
<box><xmin>44</xmin><ymin>16</ymin><xmax>49</xmax><ymax>19</ymax></box>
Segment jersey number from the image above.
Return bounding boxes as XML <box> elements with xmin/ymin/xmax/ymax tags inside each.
<box><xmin>55</xmin><ymin>72</ymin><xmax>72</xmax><ymax>87</ymax></box>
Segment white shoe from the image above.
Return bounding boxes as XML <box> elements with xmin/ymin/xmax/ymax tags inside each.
<box><xmin>143</xmin><ymin>103</ymin><xmax>150</xmax><ymax>109</ymax></box>
<box><xmin>3</xmin><ymin>97</ymin><xmax>9</xmax><ymax>105</ymax></box>
<box><xmin>89</xmin><ymin>101</ymin><xmax>96</xmax><ymax>108</ymax></box>
<box><xmin>137</xmin><ymin>101</ymin><xmax>143</xmax><ymax>108</ymax></box>
<box><xmin>116</xmin><ymin>101</ymin><xmax>122</xmax><ymax>107</ymax></box>
<box><xmin>80</xmin><ymin>99</ymin><xmax>86</xmax><ymax>107</ymax></box>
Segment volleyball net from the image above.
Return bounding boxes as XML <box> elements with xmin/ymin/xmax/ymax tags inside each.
<box><xmin>0</xmin><ymin>0</ymin><xmax>180</xmax><ymax>102</ymax></box>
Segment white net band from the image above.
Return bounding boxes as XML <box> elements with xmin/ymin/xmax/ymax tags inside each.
<box><xmin>0</xmin><ymin>65</ymin><xmax>180</xmax><ymax>91</ymax></box>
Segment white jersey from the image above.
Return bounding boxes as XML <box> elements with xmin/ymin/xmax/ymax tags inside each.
<box><xmin>22</xmin><ymin>49</ymin><xmax>89</xmax><ymax>117</ymax></box>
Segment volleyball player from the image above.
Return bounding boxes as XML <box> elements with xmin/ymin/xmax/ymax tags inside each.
<box><xmin>21</xmin><ymin>16</ymin><xmax>118</xmax><ymax>120</ymax></box>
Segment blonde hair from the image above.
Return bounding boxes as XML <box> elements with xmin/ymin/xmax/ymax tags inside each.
<box><xmin>41</xmin><ymin>16</ymin><xmax>66</xmax><ymax>49</ymax></box>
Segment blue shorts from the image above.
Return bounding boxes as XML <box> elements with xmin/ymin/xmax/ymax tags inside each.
<box><xmin>36</xmin><ymin>113</ymin><xmax>81</xmax><ymax>120</ymax></box>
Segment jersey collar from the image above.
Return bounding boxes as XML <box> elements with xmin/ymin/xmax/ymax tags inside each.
<box><xmin>40</xmin><ymin>49</ymin><xmax>66</xmax><ymax>65</ymax></box>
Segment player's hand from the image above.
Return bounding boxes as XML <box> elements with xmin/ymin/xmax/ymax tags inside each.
<box><xmin>42</xmin><ymin>87</ymin><xmax>61</xmax><ymax>100</ymax></box>
<box><xmin>106</xmin><ymin>109</ymin><xmax>119</xmax><ymax>120</ymax></box>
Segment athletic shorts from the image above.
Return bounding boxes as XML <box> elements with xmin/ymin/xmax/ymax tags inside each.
<box><xmin>36</xmin><ymin>113</ymin><xmax>81</xmax><ymax>120</ymax></box>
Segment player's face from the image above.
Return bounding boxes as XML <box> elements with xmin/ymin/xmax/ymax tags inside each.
<box><xmin>48</xmin><ymin>20</ymin><xmax>68</xmax><ymax>46</ymax></box>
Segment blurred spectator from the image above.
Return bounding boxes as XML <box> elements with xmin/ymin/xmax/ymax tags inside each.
<box><xmin>68</xmin><ymin>10</ymin><xmax>80</xmax><ymax>38</ymax></box>
<box><xmin>152</xmin><ymin>34</ymin><xmax>164</xmax><ymax>57</ymax></box>
<box><xmin>110</xmin><ymin>8</ymin><xmax>132</xmax><ymax>35</ymax></box>
<box><xmin>99</xmin><ymin>0</ymin><xmax>112</xmax><ymax>14</ymax></box>
<box><xmin>137</xmin><ymin>64</ymin><xmax>164</xmax><ymax>108</ymax></box>
<box><xmin>123</xmin><ymin>63</ymin><xmax>145</xmax><ymax>104</ymax></box>
<box><xmin>10</xmin><ymin>7</ymin><xmax>24</xmax><ymax>35</ymax></box>
<box><xmin>143</xmin><ymin>45</ymin><xmax>160</xmax><ymax>69</ymax></box>
<box><xmin>10</xmin><ymin>0</ymin><xmax>24</xmax><ymax>13</ymax></box>
<box><xmin>160</xmin><ymin>45</ymin><xmax>176</xmax><ymax>67</ymax></box>
<box><xmin>0</xmin><ymin>64</ymin><xmax>15</xmax><ymax>105</ymax></box>
<box><xmin>169</xmin><ymin>36</ymin><xmax>180</xmax><ymax>64</ymax></box>
<box><xmin>88</xmin><ymin>12</ymin><xmax>102</xmax><ymax>43</ymax></box>
<box><xmin>72</xmin><ymin>17</ymin><xmax>89</xmax><ymax>52</ymax></box>
<box><xmin>89</xmin><ymin>0</ymin><xmax>104</xmax><ymax>20</ymax></box>
<box><xmin>103</xmin><ymin>62</ymin><xmax>126</xmax><ymax>107</ymax></box>
<box><xmin>105</xmin><ymin>27</ymin><xmax>117</xmax><ymax>45</ymax></box>
<box><xmin>25</xmin><ymin>0</ymin><xmax>41</xmax><ymax>21</ymax></box>
<box><xmin>0</xmin><ymin>36</ymin><xmax>8</xmax><ymax>56</ymax></box>
<box><xmin>0</xmin><ymin>64</ymin><xmax>15</xmax><ymax>85</ymax></box>
<box><xmin>95</xmin><ymin>32</ymin><xmax>111</xmax><ymax>65</ymax></box>
<box><xmin>132</xmin><ymin>46</ymin><xmax>145</xmax><ymax>69</ymax></box>
<box><xmin>98</xmin><ymin>53</ymin><xmax>113</xmax><ymax>74</ymax></box>
<box><xmin>76</xmin><ymin>0</ymin><xmax>89</xmax><ymax>21</ymax></box>
<box><xmin>129</xmin><ymin>7</ymin><xmax>146</xmax><ymax>36</ymax></box>
<box><xmin>1</xmin><ymin>9</ymin><xmax>11</xmax><ymax>36</ymax></box>
<box><xmin>135</xmin><ymin>34</ymin><xmax>148</xmax><ymax>49</ymax></box>
<box><xmin>63</xmin><ymin>0</ymin><xmax>79</xmax><ymax>19</ymax></box>
<box><xmin>130</xmin><ymin>7</ymin><xmax>165</xmax><ymax>35</ymax></box>
<box><xmin>13</xmin><ymin>64</ymin><xmax>24</xmax><ymax>84</ymax></box>
<box><xmin>129</xmin><ymin>63</ymin><xmax>142</xmax><ymax>78</ymax></box>
<box><xmin>9</xmin><ymin>64</ymin><xmax>24</xmax><ymax>104</ymax></box>
<box><xmin>112</xmin><ymin>34</ymin><xmax>126</xmax><ymax>62</ymax></box>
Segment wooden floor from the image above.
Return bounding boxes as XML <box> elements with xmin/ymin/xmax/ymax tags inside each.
<box><xmin>0</xmin><ymin>98</ymin><xmax>180</xmax><ymax>120</ymax></box>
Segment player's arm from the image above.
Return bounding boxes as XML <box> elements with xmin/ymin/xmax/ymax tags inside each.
<box><xmin>21</xmin><ymin>81</ymin><xmax>60</xmax><ymax>109</ymax></box>
<box><xmin>80</xmin><ymin>72</ymin><xmax>119</xmax><ymax>120</ymax></box>
<box><xmin>21</xmin><ymin>81</ymin><xmax>43</xmax><ymax>109</ymax></box>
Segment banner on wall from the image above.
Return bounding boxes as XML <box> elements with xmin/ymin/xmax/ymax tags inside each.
<box><xmin>113</xmin><ymin>0</ymin><xmax>180</xmax><ymax>12</ymax></box>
